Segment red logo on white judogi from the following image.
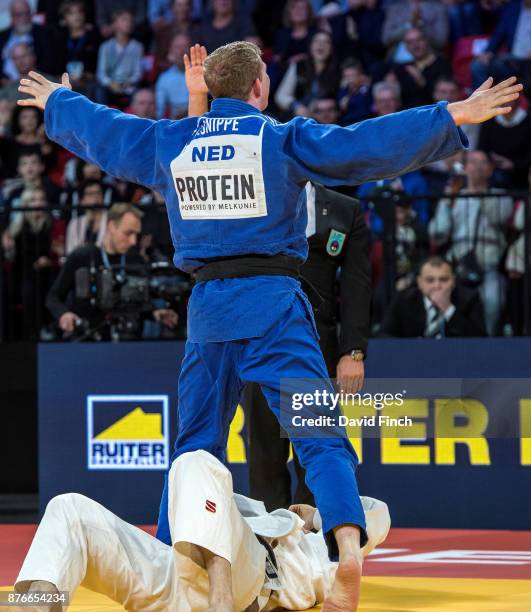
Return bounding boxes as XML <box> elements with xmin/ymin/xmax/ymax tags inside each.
<box><xmin>205</xmin><ymin>500</ymin><xmax>216</xmax><ymax>513</ymax></box>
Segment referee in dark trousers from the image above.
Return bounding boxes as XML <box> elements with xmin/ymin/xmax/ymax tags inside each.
<box><xmin>244</xmin><ymin>182</ymin><xmax>372</xmax><ymax>510</ymax></box>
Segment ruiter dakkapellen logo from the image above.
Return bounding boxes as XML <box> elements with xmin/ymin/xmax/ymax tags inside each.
<box><xmin>87</xmin><ymin>395</ymin><xmax>169</xmax><ymax>470</ymax></box>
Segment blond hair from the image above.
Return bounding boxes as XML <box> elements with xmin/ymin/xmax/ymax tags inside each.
<box><xmin>107</xmin><ymin>203</ymin><xmax>143</xmax><ymax>225</ymax></box>
<box><xmin>204</xmin><ymin>41</ymin><xmax>263</xmax><ymax>101</ymax></box>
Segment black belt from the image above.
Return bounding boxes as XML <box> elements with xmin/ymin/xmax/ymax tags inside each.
<box><xmin>195</xmin><ymin>254</ymin><xmax>301</xmax><ymax>282</ymax></box>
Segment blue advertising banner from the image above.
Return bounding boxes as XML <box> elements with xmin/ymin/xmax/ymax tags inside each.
<box><xmin>38</xmin><ymin>339</ymin><xmax>531</xmax><ymax>528</ymax></box>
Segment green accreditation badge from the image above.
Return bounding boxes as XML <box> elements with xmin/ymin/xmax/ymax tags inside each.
<box><xmin>326</xmin><ymin>229</ymin><xmax>346</xmax><ymax>256</ymax></box>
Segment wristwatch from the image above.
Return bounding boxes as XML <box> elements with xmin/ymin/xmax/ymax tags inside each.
<box><xmin>349</xmin><ymin>350</ymin><xmax>365</xmax><ymax>361</ymax></box>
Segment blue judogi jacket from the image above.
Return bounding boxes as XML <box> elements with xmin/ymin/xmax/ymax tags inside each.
<box><xmin>45</xmin><ymin>91</ymin><xmax>467</xmax><ymax>342</ymax></box>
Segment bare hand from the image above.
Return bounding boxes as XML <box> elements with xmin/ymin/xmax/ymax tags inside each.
<box><xmin>430</xmin><ymin>287</ymin><xmax>452</xmax><ymax>313</ymax></box>
<box><xmin>490</xmin><ymin>152</ymin><xmax>514</xmax><ymax>170</ymax></box>
<box><xmin>59</xmin><ymin>311</ymin><xmax>81</xmax><ymax>332</ymax></box>
<box><xmin>184</xmin><ymin>44</ymin><xmax>208</xmax><ymax>96</ymax></box>
<box><xmin>33</xmin><ymin>255</ymin><xmax>52</xmax><ymax>270</ymax></box>
<box><xmin>1</xmin><ymin>230</ymin><xmax>14</xmax><ymax>252</ymax></box>
<box><xmin>336</xmin><ymin>355</ymin><xmax>365</xmax><ymax>394</ymax></box>
<box><xmin>18</xmin><ymin>72</ymin><xmax>72</xmax><ymax>111</ymax></box>
<box><xmin>447</xmin><ymin>76</ymin><xmax>522</xmax><ymax>125</ymax></box>
<box><xmin>288</xmin><ymin>503</ymin><xmax>316</xmax><ymax>532</ymax></box>
<box><xmin>153</xmin><ymin>308</ymin><xmax>178</xmax><ymax>328</ymax></box>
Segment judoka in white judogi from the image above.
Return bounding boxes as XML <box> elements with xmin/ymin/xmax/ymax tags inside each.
<box><xmin>15</xmin><ymin>451</ymin><xmax>390</xmax><ymax>611</ymax></box>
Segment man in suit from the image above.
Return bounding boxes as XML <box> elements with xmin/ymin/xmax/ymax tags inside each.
<box><xmin>244</xmin><ymin>183</ymin><xmax>372</xmax><ymax>510</ymax></box>
<box><xmin>381</xmin><ymin>255</ymin><xmax>486</xmax><ymax>338</ymax></box>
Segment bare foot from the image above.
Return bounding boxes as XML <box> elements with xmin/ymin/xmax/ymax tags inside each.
<box><xmin>10</xmin><ymin>581</ymin><xmax>62</xmax><ymax>612</ymax></box>
<box><xmin>322</xmin><ymin>554</ymin><xmax>362</xmax><ymax>612</ymax></box>
<box><xmin>207</xmin><ymin>595</ymin><xmax>233</xmax><ymax>612</ymax></box>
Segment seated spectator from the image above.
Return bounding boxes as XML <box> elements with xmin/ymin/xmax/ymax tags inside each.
<box><xmin>382</xmin><ymin>0</ymin><xmax>449</xmax><ymax>62</ymax></box>
<box><xmin>470</xmin><ymin>0</ymin><xmax>531</xmax><ymax>95</ymax></box>
<box><xmin>309</xmin><ymin>96</ymin><xmax>340</xmax><ymax>123</ymax></box>
<box><xmin>478</xmin><ymin>99</ymin><xmax>531</xmax><ymax>189</ymax></box>
<box><xmin>148</xmin><ymin>0</ymin><xmax>174</xmax><ymax>34</ymax></box>
<box><xmin>1</xmin><ymin>187</ymin><xmax>64</xmax><ymax>339</ymax></box>
<box><xmin>272</xmin><ymin>0</ymin><xmax>315</xmax><ymax>65</ymax></box>
<box><xmin>381</xmin><ymin>255</ymin><xmax>486</xmax><ymax>337</ymax></box>
<box><xmin>429</xmin><ymin>150</ymin><xmax>513</xmax><ymax>335</ymax></box>
<box><xmin>505</xmin><ymin>164</ymin><xmax>531</xmax><ymax>335</ymax></box>
<box><xmin>8</xmin><ymin>105</ymin><xmax>54</xmax><ymax>173</ymax></box>
<box><xmin>137</xmin><ymin>190</ymin><xmax>174</xmax><ymax>262</ymax></box>
<box><xmin>61</xmin><ymin>159</ymin><xmax>117</xmax><ymax>208</ymax></box>
<box><xmin>65</xmin><ymin>179</ymin><xmax>107</xmax><ymax>255</ymax></box>
<box><xmin>96</xmin><ymin>9</ymin><xmax>144</xmax><ymax>105</ymax></box>
<box><xmin>337</xmin><ymin>58</ymin><xmax>372</xmax><ymax>124</ymax></box>
<box><xmin>357</xmin><ymin>170</ymin><xmax>430</xmax><ymax>227</ymax></box>
<box><xmin>56</xmin><ymin>0</ymin><xmax>100</xmax><ymax>95</ymax></box>
<box><xmin>445</xmin><ymin>0</ymin><xmax>484</xmax><ymax>42</ymax></box>
<box><xmin>275</xmin><ymin>30</ymin><xmax>340</xmax><ymax>117</ymax></box>
<box><xmin>3</xmin><ymin>151</ymin><xmax>60</xmax><ymax>226</ymax></box>
<box><xmin>95</xmin><ymin>0</ymin><xmax>146</xmax><ymax>40</ymax></box>
<box><xmin>372</xmin><ymin>79</ymin><xmax>401</xmax><ymax>116</ymax></box>
<box><xmin>155</xmin><ymin>33</ymin><xmax>190</xmax><ymax>119</ymax></box>
<box><xmin>371</xmin><ymin>198</ymin><xmax>429</xmax><ymax>323</ymax></box>
<box><xmin>153</xmin><ymin>0</ymin><xmax>199</xmax><ymax>72</ymax></box>
<box><xmin>389</xmin><ymin>27</ymin><xmax>452</xmax><ymax>108</ymax></box>
<box><xmin>324</xmin><ymin>0</ymin><xmax>386</xmax><ymax>70</ymax></box>
<box><xmin>0</xmin><ymin>0</ymin><xmax>57</xmax><ymax>81</ymax></box>
<box><xmin>0</xmin><ymin>42</ymin><xmax>55</xmax><ymax>102</ymax></box>
<box><xmin>129</xmin><ymin>87</ymin><xmax>156</xmax><ymax>119</ymax></box>
<box><xmin>197</xmin><ymin>0</ymin><xmax>256</xmax><ymax>52</ymax></box>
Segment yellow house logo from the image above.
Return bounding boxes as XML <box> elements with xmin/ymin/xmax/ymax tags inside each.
<box><xmin>87</xmin><ymin>395</ymin><xmax>169</xmax><ymax>470</ymax></box>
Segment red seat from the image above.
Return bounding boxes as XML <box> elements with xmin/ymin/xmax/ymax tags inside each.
<box><xmin>452</xmin><ymin>35</ymin><xmax>489</xmax><ymax>92</ymax></box>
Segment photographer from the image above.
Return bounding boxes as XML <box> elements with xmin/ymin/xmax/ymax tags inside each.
<box><xmin>46</xmin><ymin>202</ymin><xmax>178</xmax><ymax>339</ymax></box>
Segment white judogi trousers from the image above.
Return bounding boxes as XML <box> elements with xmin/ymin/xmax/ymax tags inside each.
<box><xmin>16</xmin><ymin>450</ymin><xmax>390</xmax><ymax>611</ymax></box>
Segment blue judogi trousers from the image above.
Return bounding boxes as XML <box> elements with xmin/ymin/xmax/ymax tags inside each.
<box><xmin>157</xmin><ymin>292</ymin><xmax>367</xmax><ymax>559</ymax></box>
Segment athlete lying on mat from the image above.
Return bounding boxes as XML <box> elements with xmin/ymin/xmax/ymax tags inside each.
<box><xmin>12</xmin><ymin>450</ymin><xmax>390</xmax><ymax>612</ymax></box>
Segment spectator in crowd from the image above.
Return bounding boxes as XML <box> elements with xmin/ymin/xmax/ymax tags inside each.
<box><xmin>389</xmin><ymin>27</ymin><xmax>452</xmax><ymax>108</ymax></box>
<box><xmin>155</xmin><ymin>33</ymin><xmax>190</xmax><ymax>118</ymax></box>
<box><xmin>372</xmin><ymin>79</ymin><xmax>401</xmax><ymax>116</ymax></box>
<box><xmin>1</xmin><ymin>187</ymin><xmax>63</xmax><ymax>339</ymax></box>
<box><xmin>382</xmin><ymin>0</ymin><xmax>448</xmax><ymax>62</ymax></box>
<box><xmin>148</xmin><ymin>0</ymin><xmax>174</xmax><ymax>34</ymax></box>
<box><xmin>382</xmin><ymin>255</ymin><xmax>486</xmax><ymax>337</ymax></box>
<box><xmin>153</xmin><ymin>0</ymin><xmax>198</xmax><ymax>71</ymax></box>
<box><xmin>444</xmin><ymin>0</ymin><xmax>484</xmax><ymax>42</ymax></box>
<box><xmin>0</xmin><ymin>42</ymin><xmax>55</xmax><ymax>101</ymax></box>
<box><xmin>0</xmin><ymin>0</ymin><xmax>56</xmax><ymax>81</ymax></box>
<box><xmin>471</xmin><ymin>0</ymin><xmax>531</xmax><ymax>94</ymax></box>
<box><xmin>274</xmin><ymin>30</ymin><xmax>340</xmax><ymax>117</ymax></box>
<box><xmin>371</xmin><ymin>198</ymin><xmax>429</xmax><ymax>323</ymax></box>
<box><xmin>272</xmin><ymin>0</ymin><xmax>315</xmax><ymax>65</ymax></box>
<box><xmin>96</xmin><ymin>9</ymin><xmax>144</xmax><ymax>105</ymax></box>
<box><xmin>95</xmin><ymin>0</ymin><xmax>146</xmax><ymax>40</ymax></box>
<box><xmin>60</xmin><ymin>159</ymin><xmax>116</xmax><ymax>208</ymax></box>
<box><xmin>324</xmin><ymin>0</ymin><xmax>386</xmax><ymax>70</ymax></box>
<box><xmin>478</xmin><ymin>98</ymin><xmax>531</xmax><ymax>189</ymax></box>
<box><xmin>337</xmin><ymin>58</ymin><xmax>372</xmax><ymax>124</ymax></box>
<box><xmin>197</xmin><ymin>0</ymin><xmax>256</xmax><ymax>52</ymax></box>
<box><xmin>47</xmin><ymin>203</ymin><xmax>178</xmax><ymax>339</ymax></box>
<box><xmin>309</xmin><ymin>96</ymin><xmax>339</xmax><ymax>123</ymax></box>
<box><xmin>3</xmin><ymin>151</ymin><xmax>60</xmax><ymax>223</ymax></box>
<box><xmin>65</xmin><ymin>179</ymin><xmax>107</xmax><ymax>255</ymax></box>
<box><xmin>429</xmin><ymin>150</ymin><xmax>513</xmax><ymax>335</ymax></box>
<box><xmin>505</xmin><ymin>164</ymin><xmax>531</xmax><ymax>335</ymax></box>
<box><xmin>56</xmin><ymin>0</ymin><xmax>100</xmax><ymax>95</ymax></box>
<box><xmin>9</xmin><ymin>105</ymin><xmax>54</xmax><ymax>173</ymax></box>
<box><xmin>129</xmin><ymin>87</ymin><xmax>156</xmax><ymax>118</ymax></box>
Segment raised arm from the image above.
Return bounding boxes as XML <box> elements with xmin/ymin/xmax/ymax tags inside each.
<box><xmin>289</xmin><ymin>77</ymin><xmax>523</xmax><ymax>187</ymax></box>
<box><xmin>185</xmin><ymin>44</ymin><xmax>209</xmax><ymax>117</ymax></box>
<box><xmin>18</xmin><ymin>72</ymin><xmax>162</xmax><ymax>189</ymax></box>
